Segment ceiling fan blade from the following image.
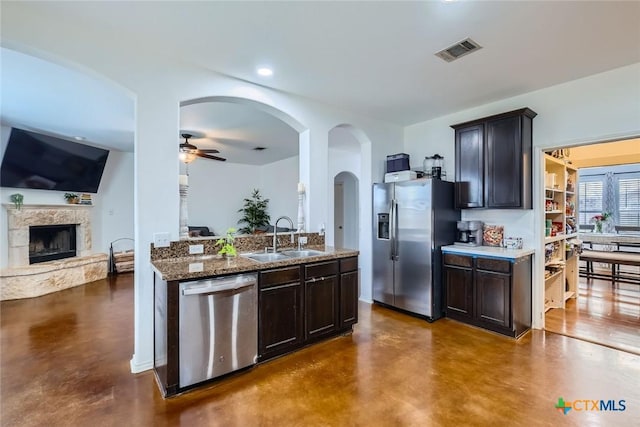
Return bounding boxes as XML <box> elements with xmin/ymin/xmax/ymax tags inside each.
<box><xmin>197</xmin><ymin>148</ymin><xmax>220</xmax><ymax>154</ymax></box>
<box><xmin>196</xmin><ymin>152</ymin><xmax>226</xmax><ymax>161</ymax></box>
<box><xmin>180</xmin><ymin>142</ymin><xmax>198</xmax><ymax>151</ymax></box>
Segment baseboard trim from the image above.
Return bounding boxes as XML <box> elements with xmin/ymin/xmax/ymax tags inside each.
<box><xmin>130</xmin><ymin>356</ymin><xmax>154</xmax><ymax>374</ymax></box>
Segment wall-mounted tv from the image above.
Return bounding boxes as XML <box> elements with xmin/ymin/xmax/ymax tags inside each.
<box><xmin>1</xmin><ymin>127</ymin><xmax>109</xmax><ymax>193</ymax></box>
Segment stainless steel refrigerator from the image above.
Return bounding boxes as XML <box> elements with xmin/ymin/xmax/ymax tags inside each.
<box><xmin>373</xmin><ymin>179</ymin><xmax>459</xmax><ymax>321</ymax></box>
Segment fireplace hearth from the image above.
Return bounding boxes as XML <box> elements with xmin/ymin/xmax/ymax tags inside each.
<box><xmin>29</xmin><ymin>224</ymin><xmax>77</xmax><ymax>264</ymax></box>
<box><xmin>2</xmin><ymin>204</ymin><xmax>108</xmax><ymax>301</ymax></box>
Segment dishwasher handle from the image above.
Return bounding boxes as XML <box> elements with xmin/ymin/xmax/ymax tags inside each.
<box><xmin>182</xmin><ymin>275</ymin><xmax>257</xmax><ymax>296</ymax></box>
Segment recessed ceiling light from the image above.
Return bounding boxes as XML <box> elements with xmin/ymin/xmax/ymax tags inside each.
<box><xmin>73</xmin><ymin>136</ymin><xmax>85</xmax><ymax>141</ymax></box>
<box><xmin>257</xmin><ymin>67</ymin><xmax>273</xmax><ymax>77</ymax></box>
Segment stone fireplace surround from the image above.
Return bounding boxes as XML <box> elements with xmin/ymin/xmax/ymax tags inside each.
<box><xmin>1</xmin><ymin>204</ymin><xmax>108</xmax><ymax>300</ymax></box>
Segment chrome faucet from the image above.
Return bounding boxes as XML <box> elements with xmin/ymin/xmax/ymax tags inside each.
<box><xmin>272</xmin><ymin>216</ymin><xmax>295</xmax><ymax>253</ymax></box>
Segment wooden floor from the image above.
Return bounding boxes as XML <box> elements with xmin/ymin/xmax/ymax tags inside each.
<box><xmin>545</xmin><ymin>275</ymin><xmax>640</xmax><ymax>355</ymax></box>
<box><xmin>2</xmin><ymin>274</ymin><xmax>639</xmax><ymax>426</ymax></box>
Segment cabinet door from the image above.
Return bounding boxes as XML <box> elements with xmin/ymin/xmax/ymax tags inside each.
<box><xmin>485</xmin><ymin>115</ymin><xmax>523</xmax><ymax>208</ymax></box>
<box><xmin>339</xmin><ymin>270</ymin><xmax>358</xmax><ymax>329</ymax></box>
<box><xmin>444</xmin><ymin>265</ymin><xmax>474</xmax><ymax>320</ymax></box>
<box><xmin>455</xmin><ymin>124</ymin><xmax>484</xmax><ymax>208</ymax></box>
<box><xmin>475</xmin><ymin>270</ymin><xmax>511</xmax><ymax>328</ymax></box>
<box><xmin>259</xmin><ymin>282</ymin><xmax>302</xmax><ymax>360</ymax></box>
<box><xmin>305</xmin><ymin>276</ymin><xmax>338</xmax><ymax>340</ymax></box>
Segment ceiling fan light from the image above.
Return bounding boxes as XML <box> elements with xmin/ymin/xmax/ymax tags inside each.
<box><xmin>179</xmin><ymin>151</ymin><xmax>197</xmax><ymax>163</ymax></box>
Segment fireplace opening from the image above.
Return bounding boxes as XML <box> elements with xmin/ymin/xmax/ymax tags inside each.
<box><xmin>29</xmin><ymin>224</ymin><xmax>77</xmax><ymax>264</ymax></box>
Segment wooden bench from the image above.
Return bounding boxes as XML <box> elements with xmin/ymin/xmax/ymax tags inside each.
<box><xmin>579</xmin><ymin>250</ymin><xmax>640</xmax><ymax>285</ymax></box>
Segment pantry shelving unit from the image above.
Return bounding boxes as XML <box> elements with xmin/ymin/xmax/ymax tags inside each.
<box><xmin>544</xmin><ymin>154</ymin><xmax>579</xmax><ymax>312</ymax></box>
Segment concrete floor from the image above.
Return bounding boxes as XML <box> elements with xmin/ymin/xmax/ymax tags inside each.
<box><xmin>1</xmin><ymin>274</ymin><xmax>639</xmax><ymax>426</ymax></box>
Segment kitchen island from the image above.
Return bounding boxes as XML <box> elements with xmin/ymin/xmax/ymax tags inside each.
<box><xmin>152</xmin><ymin>245</ymin><xmax>359</xmax><ymax>397</ymax></box>
<box><xmin>441</xmin><ymin>245</ymin><xmax>533</xmax><ymax>338</ymax></box>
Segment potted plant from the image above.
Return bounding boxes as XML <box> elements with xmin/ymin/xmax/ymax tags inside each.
<box><xmin>64</xmin><ymin>193</ymin><xmax>79</xmax><ymax>204</ymax></box>
<box><xmin>9</xmin><ymin>193</ymin><xmax>24</xmax><ymax>210</ymax></box>
<box><xmin>215</xmin><ymin>227</ymin><xmax>237</xmax><ymax>257</ymax></box>
<box><xmin>237</xmin><ymin>189</ymin><xmax>271</xmax><ymax>234</ymax></box>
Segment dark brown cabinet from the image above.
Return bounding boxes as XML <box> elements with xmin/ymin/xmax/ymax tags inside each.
<box><xmin>443</xmin><ymin>252</ymin><xmax>532</xmax><ymax>338</ymax></box>
<box><xmin>304</xmin><ymin>261</ymin><xmax>338</xmax><ymax>340</ymax></box>
<box><xmin>444</xmin><ymin>255</ymin><xmax>474</xmax><ymax>320</ymax></box>
<box><xmin>339</xmin><ymin>257</ymin><xmax>359</xmax><ymax>329</ymax></box>
<box><xmin>475</xmin><ymin>270</ymin><xmax>510</xmax><ymax>329</ymax></box>
<box><xmin>259</xmin><ymin>256</ymin><xmax>359</xmax><ymax>362</ymax></box>
<box><xmin>452</xmin><ymin>108</ymin><xmax>536</xmax><ymax>209</ymax></box>
<box><xmin>258</xmin><ymin>266</ymin><xmax>302</xmax><ymax>361</ymax></box>
<box><xmin>454</xmin><ymin>124</ymin><xmax>484</xmax><ymax>208</ymax></box>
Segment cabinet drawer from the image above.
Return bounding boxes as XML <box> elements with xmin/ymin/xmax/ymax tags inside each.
<box><xmin>305</xmin><ymin>261</ymin><xmax>338</xmax><ymax>279</ymax></box>
<box><xmin>339</xmin><ymin>257</ymin><xmax>358</xmax><ymax>273</ymax></box>
<box><xmin>443</xmin><ymin>253</ymin><xmax>473</xmax><ymax>268</ymax></box>
<box><xmin>476</xmin><ymin>257</ymin><xmax>511</xmax><ymax>274</ymax></box>
<box><xmin>260</xmin><ymin>266</ymin><xmax>300</xmax><ymax>288</ymax></box>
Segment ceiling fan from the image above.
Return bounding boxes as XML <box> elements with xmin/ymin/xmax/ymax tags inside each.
<box><xmin>179</xmin><ymin>133</ymin><xmax>226</xmax><ymax>163</ymax></box>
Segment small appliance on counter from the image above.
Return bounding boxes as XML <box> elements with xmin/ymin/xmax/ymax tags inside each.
<box><xmin>384</xmin><ymin>170</ymin><xmax>417</xmax><ymax>183</ymax></box>
<box><xmin>423</xmin><ymin>154</ymin><xmax>446</xmax><ymax>179</ymax></box>
<box><xmin>455</xmin><ymin>220</ymin><xmax>483</xmax><ymax>246</ymax></box>
<box><xmin>386</xmin><ymin>153</ymin><xmax>410</xmax><ymax>173</ymax></box>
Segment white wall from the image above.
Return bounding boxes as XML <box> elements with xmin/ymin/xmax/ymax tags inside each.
<box><xmin>186</xmin><ymin>160</ymin><xmax>257</xmax><ymax>235</ymax></box>
<box><xmin>0</xmin><ymin>125</ymin><xmax>135</xmax><ymax>268</ymax></box>
<box><xmin>95</xmin><ymin>150</ymin><xmax>135</xmax><ymax>253</ymax></box>
<box><xmin>186</xmin><ymin>155</ymin><xmax>299</xmax><ymax>235</ymax></box>
<box><xmin>404</xmin><ymin>62</ymin><xmax>640</xmax><ymax>329</ymax></box>
<box><xmin>260</xmin><ymin>155</ymin><xmax>299</xmax><ymax>225</ymax></box>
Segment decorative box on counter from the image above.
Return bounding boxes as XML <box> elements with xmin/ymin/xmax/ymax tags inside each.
<box><xmin>502</xmin><ymin>237</ymin><xmax>524</xmax><ymax>249</ymax></box>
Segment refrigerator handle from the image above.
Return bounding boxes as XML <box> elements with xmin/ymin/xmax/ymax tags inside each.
<box><xmin>393</xmin><ymin>200</ymin><xmax>399</xmax><ymax>260</ymax></box>
<box><xmin>389</xmin><ymin>201</ymin><xmax>395</xmax><ymax>260</ymax></box>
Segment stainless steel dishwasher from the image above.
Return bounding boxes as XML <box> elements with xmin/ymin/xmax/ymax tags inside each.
<box><xmin>179</xmin><ymin>273</ymin><xmax>258</xmax><ymax>388</ymax></box>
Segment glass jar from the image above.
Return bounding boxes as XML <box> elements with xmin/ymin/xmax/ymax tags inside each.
<box><xmin>422</xmin><ymin>157</ymin><xmax>432</xmax><ymax>177</ymax></box>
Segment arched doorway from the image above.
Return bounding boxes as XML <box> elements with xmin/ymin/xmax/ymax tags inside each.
<box><xmin>328</xmin><ymin>123</ymin><xmax>373</xmax><ymax>301</ymax></box>
<box><xmin>334</xmin><ymin>172</ymin><xmax>359</xmax><ymax>249</ymax></box>
<box><xmin>179</xmin><ymin>96</ymin><xmax>308</xmax><ymax>236</ymax></box>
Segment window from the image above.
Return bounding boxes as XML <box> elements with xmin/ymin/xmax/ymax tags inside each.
<box><xmin>618</xmin><ymin>177</ymin><xmax>640</xmax><ymax>227</ymax></box>
<box><xmin>577</xmin><ymin>164</ymin><xmax>640</xmax><ymax>229</ymax></box>
<box><xmin>578</xmin><ymin>178</ymin><xmax>604</xmax><ymax>226</ymax></box>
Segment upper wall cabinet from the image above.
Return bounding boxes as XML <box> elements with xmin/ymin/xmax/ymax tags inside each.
<box><xmin>452</xmin><ymin>108</ymin><xmax>537</xmax><ymax>209</ymax></box>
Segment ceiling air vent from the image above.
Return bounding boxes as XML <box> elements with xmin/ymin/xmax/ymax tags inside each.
<box><xmin>435</xmin><ymin>38</ymin><xmax>482</xmax><ymax>62</ymax></box>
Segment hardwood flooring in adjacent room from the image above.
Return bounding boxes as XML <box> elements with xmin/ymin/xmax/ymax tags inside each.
<box><xmin>545</xmin><ymin>276</ymin><xmax>640</xmax><ymax>355</ymax></box>
<box><xmin>2</xmin><ymin>274</ymin><xmax>639</xmax><ymax>426</ymax></box>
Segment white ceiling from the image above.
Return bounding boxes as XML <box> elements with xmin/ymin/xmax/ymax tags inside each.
<box><xmin>1</xmin><ymin>1</ymin><xmax>639</xmax><ymax>163</ymax></box>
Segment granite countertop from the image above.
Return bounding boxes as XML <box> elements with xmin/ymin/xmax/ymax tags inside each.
<box><xmin>441</xmin><ymin>244</ymin><xmax>535</xmax><ymax>260</ymax></box>
<box><xmin>151</xmin><ymin>245</ymin><xmax>359</xmax><ymax>281</ymax></box>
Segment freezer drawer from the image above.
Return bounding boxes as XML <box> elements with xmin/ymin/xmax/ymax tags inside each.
<box><xmin>179</xmin><ymin>274</ymin><xmax>258</xmax><ymax>388</ymax></box>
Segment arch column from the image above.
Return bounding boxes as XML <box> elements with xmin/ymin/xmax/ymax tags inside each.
<box><xmin>299</xmin><ymin>129</ymin><xmax>329</xmax><ymax>233</ymax></box>
<box><xmin>131</xmin><ymin>91</ymin><xmax>180</xmax><ymax>373</ymax></box>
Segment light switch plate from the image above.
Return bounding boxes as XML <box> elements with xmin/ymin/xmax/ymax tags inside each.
<box><xmin>299</xmin><ymin>236</ymin><xmax>308</xmax><ymax>244</ymax></box>
<box><xmin>189</xmin><ymin>244</ymin><xmax>204</xmax><ymax>254</ymax></box>
<box><xmin>153</xmin><ymin>232</ymin><xmax>171</xmax><ymax>248</ymax></box>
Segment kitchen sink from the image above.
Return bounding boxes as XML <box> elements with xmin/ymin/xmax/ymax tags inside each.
<box><xmin>242</xmin><ymin>252</ymin><xmax>292</xmax><ymax>263</ymax></box>
<box><xmin>243</xmin><ymin>249</ymin><xmax>326</xmax><ymax>263</ymax></box>
<box><xmin>281</xmin><ymin>249</ymin><xmax>326</xmax><ymax>258</ymax></box>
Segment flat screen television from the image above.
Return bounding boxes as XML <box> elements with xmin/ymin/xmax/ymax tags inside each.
<box><xmin>1</xmin><ymin>128</ymin><xmax>109</xmax><ymax>193</ymax></box>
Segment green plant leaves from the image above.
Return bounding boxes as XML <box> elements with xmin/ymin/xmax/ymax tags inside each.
<box><xmin>237</xmin><ymin>189</ymin><xmax>271</xmax><ymax>234</ymax></box>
